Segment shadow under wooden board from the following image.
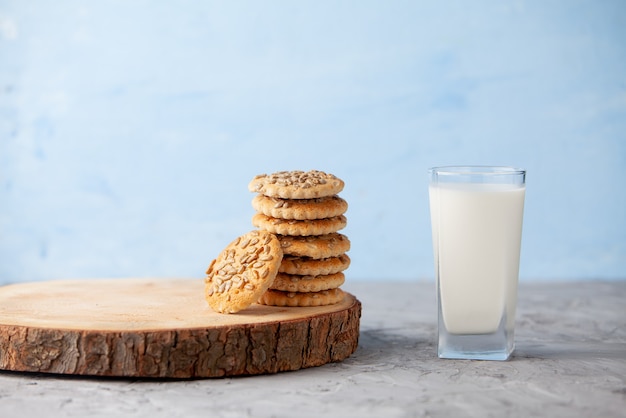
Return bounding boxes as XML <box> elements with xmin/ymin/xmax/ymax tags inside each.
<box><xmin>0</xmin><ymin>278</ymin><xmax>361</xmax><ymax>379</ymax></box>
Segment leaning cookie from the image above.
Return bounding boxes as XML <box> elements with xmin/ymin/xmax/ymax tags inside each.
<box><xmin>249</xmin><ymin>170</ymin><xmax>344</xmax><ymax>199</ymax></box>
<box><xmin>253</xmin><ymin>213</ymin><xmax>347</xmax><ymax>236</ymax></box>
<box><xmin>252</xmin><ymin>194</ymin><xmax>348</xmax><ymax>220</ymax></box>
<box><xmin>257</xmin><ymin>288</ymin><xmax>346</xmax><ymax>307</ymax></box>
<box><xmin>279</xmin><ymin>254</ymin><xmax>350</xmax><ymax>276</ymax></box>
<box><xmin>270</xmin><ymin>272</ymin><xmax>345</xmax><ymax>293</ymax></box>
<box><xmin>277</xmin><ymin>233</ymin><xmax>351</xmax><ymax>259</ymax></box>
<box><xmin>205</xmin><ymin>230</ymin><xmax>282</xmax><ymax>314</ymax></box>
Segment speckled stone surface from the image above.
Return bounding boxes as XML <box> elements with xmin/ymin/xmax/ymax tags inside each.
<box><xmin>1</xmin><ymin>280</ymin><xmax>625</xmax><ymax>418</ymax></box>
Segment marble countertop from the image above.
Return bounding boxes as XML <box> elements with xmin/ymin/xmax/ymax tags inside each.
<box><xmin>1</xmin><ymin>280</ymin><xmax>625</xmax><ymax>418</ymax></box>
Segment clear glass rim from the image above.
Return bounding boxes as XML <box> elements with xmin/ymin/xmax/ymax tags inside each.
<box><xmin>429</xmin><ymin>165</ymin><xmax>526</xmax><ymax>176</ymax></box>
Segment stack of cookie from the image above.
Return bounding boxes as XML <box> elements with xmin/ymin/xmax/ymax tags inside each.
<box><xmin>248</xmin><ymin>170</ymin><xmax>351</xmax><ymax>307</ymax></box>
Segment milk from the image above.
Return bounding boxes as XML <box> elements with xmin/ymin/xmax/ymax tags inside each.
<box><xmin>429</xmin><ymin>183</ymin><xmax>525</xmax><ymax>335</ymax></box>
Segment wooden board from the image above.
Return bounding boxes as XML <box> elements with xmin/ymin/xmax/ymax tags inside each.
<box><xmin>0</xmin><ymin>278</ymin><xmax>361</xmax><ymax>378</ymax></box>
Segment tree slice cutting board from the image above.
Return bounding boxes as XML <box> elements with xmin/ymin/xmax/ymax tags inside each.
<box><xmin>0</xmin><ymin>278</ymin><xmax>361</xmax><ymax>379</ymax></box>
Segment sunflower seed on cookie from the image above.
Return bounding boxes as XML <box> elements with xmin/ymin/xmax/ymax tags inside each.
<box><xmin>205</xmin><ymin>230</ymin><xmax>282</xmax><ymax>314</ymax></box>
<box><xmin>249</xmin><ymin>170</ymin><xmax>344</xmax><ymax>199</ymax></box>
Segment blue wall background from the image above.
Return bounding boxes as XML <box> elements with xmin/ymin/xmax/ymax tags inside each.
<box><xmin>1</xmin><ymin>0</ymin><xmax>625</xmax><ymax>284</ymax></box>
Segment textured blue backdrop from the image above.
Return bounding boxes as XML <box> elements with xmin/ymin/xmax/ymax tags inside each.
<box><xmin>1</xmin><ymin>1</ymin><xmax>625</xmax><ymax>283</ymax></box>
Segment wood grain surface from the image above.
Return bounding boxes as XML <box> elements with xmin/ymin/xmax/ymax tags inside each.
<box><xmin>0</xmin><ymin>278</ymin><xmax>361</xmax><ymax>378</ymax></box>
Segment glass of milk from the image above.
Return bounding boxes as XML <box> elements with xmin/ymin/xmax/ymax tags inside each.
<box><xmin>429</xmin><ymin>166</ymin><xmax>526</xmax><ymax>360</ymax></box>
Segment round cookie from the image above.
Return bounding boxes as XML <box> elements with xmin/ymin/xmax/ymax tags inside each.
<box><xmin>257</xmin><ymin>288</ymin><xmax>346</xmax><ymax>307</ymax></box>
<box><xmin>252</xmin><ymin>213</ymin><xmax>347</xmax><ymax>236</ymax></box>
<box><xmin>270</xmin><ymin>272</ymin><xmax>345</xmax><ymax>293</ymax></box>
<box><xmin>249</xmin><ymin>170</ymin><xmax>344</xmax><ymax>199</ymax></box>
<box><xmin>278</xmin><ymin>233</ymin><xmax>351</xmax><ymax>259</ymax></box>
<box><xmin>252</xmin><ymin>194</ymin><xmax>348</xmax><ymax>220</ymax></box>
<box><xmin>205</xmin><ymin>230</ymin><xmax>282</xmax><ymax>314</ymax></box>
<box><xmin>279</xmin><ymin>254</ymin><xmax>351</xmax><ymax>276</ymax></box>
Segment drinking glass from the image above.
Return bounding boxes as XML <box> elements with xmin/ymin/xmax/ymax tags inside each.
<box><xmin>429</xmin><ymin>166</ymin><xmax>526</xmax><ymax>360</ymax></box>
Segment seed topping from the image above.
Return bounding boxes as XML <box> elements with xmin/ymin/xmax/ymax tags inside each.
<box><xmin>204</xmin><ymin>230</ymin><xmax>282</xmax><ymax>313</ymax></box>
